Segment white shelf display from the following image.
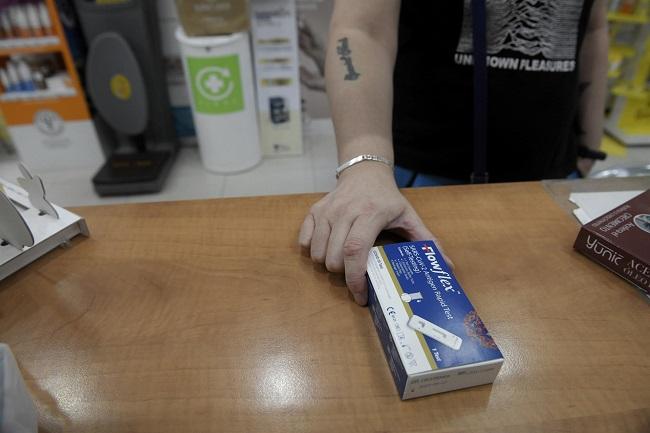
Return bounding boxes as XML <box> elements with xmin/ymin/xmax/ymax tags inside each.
<box><xmin>250</xmin><ymin>0</ymin><xmax>303</xmax><ymax>156</ymax></box>
<box><xmin>0</xmin><ymin>164</ymin><xmax>88</xmax><ymax>281</ymax></box>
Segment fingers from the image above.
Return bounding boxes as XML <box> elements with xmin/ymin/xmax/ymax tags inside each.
<box><xmin>299</xmin><ymin>207</ymin><xmax>352</xmax><ymax>273</ymax></box>
<box><xmin>299</xmin><ymin>205</ymin><xmax>357</xmax><ymax>274</ymax></box>
<box><xmin>325</xmin><ymin>208</ymin><xmax>360</xmax><ymax>273</ymax></box>
<box><xmin>325</xmin><ymin>220</ymin><xmax>352</xmax><ymax>273</ymax></box>
<box><xmin>391</xmin><ymin>205</ymin><xmax>456</xmax><ymax>270</ymax></box>
<box><xmin>343</xmin><ymin>215</ymin><xmax>386</xmax><ymax>305</ymax></box>
<box><xmin>310</xmin><ymin>216</ymin><xmax>331</xmax><ymax>263</ymax></box>
<box><xmin>299</xmin><ymin>200</ymin><xmax>334</xmax><ymax>264</ymax></box>
<box><xmin>576</xmin><ymin>157</ymin><xmax>594</xmax><ymax>178</ymax></box>
<box><xmin>397</xmin><ymin>206</ymin><xmax>435</xmax><ymax>241</ymax></box>
<box><xmin>298</xmin><ymin>214</ymin><xmax>315</xmax><ymax>249</ymax></box>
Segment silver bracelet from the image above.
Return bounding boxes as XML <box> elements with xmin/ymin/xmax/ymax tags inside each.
<box><xmin>335</xmin><ymin>154</ymin><xmax>394</xmax><ymax>179</ymax></box>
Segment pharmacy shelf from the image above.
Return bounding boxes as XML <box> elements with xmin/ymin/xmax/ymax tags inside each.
<box><xmin>0</xmin><ymin>44</ymin><xmax>62</xmax><ymax>57</ymax></box>
<box><xmin>605</xmin><ymin>0</ymin><xmax>650</xmax><ymax>146</ymax></box>
<box><xmin>610</xmin><ymin>44</ymin><xmax>637</xmax><ymax>57</ymax></box>
<box><xmin>607</xmin><ymin>11</ymin><xmax>649</xmax><ymax>23</ymax></box>
<box><xmin>0</xmin><ymin>36</ymin><xmax>59</xmax><ymax>51</ymax></box>
<box><xmin>0</xmin><ymin>88</ymin><xmax>76</xmax><ymax>102</ymax></box>
<box><xmin>611</xmin><ymin>82</ymin><xmax>649</xmax><ymax>99</ymax></box>
<box><xmin>608</xmin><ymin>46</ymin><xmax>636</xmax><ymax>78</ymax></box>
<box><xmin>608</xmin><ymin>69</ymin><xmax>621</xmax><ymax>78</ymax></box>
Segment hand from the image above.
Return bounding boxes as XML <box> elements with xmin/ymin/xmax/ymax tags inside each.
<box><xmin>577</xmin><ymin>157</ymin><xmax>596</xmax><ymax>178</ymax></box>
<box><xmin>299</xmin><ymin>163</ymin><xmax>451</xmax><ymax>305</ymax></box>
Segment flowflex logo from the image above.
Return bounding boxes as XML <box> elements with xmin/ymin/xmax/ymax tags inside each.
<box><xmin>188</xmin><ymin>55</ymin><xmax>244</xmax><ymax>114</ymax></box>
<box><xmin>421</xmin><ymin>244</ymin><xmax>457</xmax><ymax>294</ymax></box>
<box><xmin>454</xmin><ymin>0</ymin><xmax>583</xmax><ymax>72</ymax></box>
<box><xmin>196</xmin><ymin>67</ymin><xmax>234</xmax><ymax>102</ymax></box>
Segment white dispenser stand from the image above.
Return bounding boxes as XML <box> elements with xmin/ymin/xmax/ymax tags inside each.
<box><xmin>176</xmin><ymin>28</ymin><xmax>261</xmax><ymax>173</ymax></box>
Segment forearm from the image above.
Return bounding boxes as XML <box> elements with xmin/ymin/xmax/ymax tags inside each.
<box><xmin>325</xmin><ymin>2</ymin><xmax>400</xmax><ymax>165</ymax></box>
<box><xmin>578</xmin><ymin>1</ymin><xmax>608</xmax><ymax>151</ymax></box>
<box><xmin>299</xmin><ymin>1</ymin><xmax>448</xmax><ymax>305</ymax></box>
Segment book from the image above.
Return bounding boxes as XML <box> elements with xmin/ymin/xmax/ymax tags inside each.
<box><xmin>574</xmin><ymin>189</ymin><xmax>650</xmax><ymax>298</ymax></box>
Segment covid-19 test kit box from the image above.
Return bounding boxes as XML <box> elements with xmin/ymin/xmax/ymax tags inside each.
<box><xmin>367</xmin><ymin>241</ymin><xmax>504</xmax><ymax>400</ymax></box>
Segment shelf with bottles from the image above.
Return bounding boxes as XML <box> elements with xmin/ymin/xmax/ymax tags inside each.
<box><xmin>0</xmin><ymin>41</ymin><xmax>62</xmax><ymax>58</ymax></box>
<box><xmin>0</xmin><ymin>35</ymin><xmax>60</xmax><ymax>54</ymax></box>
<box><xmin>0</xmin><ymin>0</ymin><xmax>90</xmax><ymax>126</ymax></box>
<box><xmin>0</xmin><ymin>87</ymin><xmax>75</xmax><ymax>102</ymax></box>
<box><xmin>0</xmin><ymin>0</ymin><xmax>101</xmax><ymax>173</ymax></box>
<box><xmin>0</xmin><ymin>1</ymin><xmax>55</xmax><ymax>43</ymax></box>
<box><xmin>0</xmin><ymin>0</ymin><xmax>70</xmax><ymax>99</ymax></box>
<box><xmin>0</xmin><ymin>52</ymin><xmax>77</xmax><ymax>102</ymax></box>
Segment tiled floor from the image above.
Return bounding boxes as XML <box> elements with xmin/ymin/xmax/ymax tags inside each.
<box><xmin>0</xmin><ymin>119</ymin><xmax>339</xmax><ymax>207</ymax></box>
<box><xmin>0</xmin><ymin>118</ymin><xmax>649</xmax><ymax>208</ymax></box>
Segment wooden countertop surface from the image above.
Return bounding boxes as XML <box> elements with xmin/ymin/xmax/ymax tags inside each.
<box><xmin>1</xmin><ymin>181</ymin><xmax>648</xmax><ymax>433</ymax></box>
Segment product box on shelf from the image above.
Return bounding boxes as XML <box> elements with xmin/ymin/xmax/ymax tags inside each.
<box><xmin>250</xmin><ymin>0</ymin><xmax>303</xmax><ymax>156</ymax></box>
<box><xmin>367</xmin><ymin>241</ymin><xmax>504</xmax><ymax>400</ymax></box>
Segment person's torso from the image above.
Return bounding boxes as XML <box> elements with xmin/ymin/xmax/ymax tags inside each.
<box><xmin>393</xmin><ymin>0</ymin><xmax>595</xmax><ymax>182</ymax></box>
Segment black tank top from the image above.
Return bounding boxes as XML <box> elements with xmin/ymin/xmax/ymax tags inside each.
<box><xmin>392</xmin><ymin>0</ymin><xmax>595</xmax><ymax>182</ymax></box>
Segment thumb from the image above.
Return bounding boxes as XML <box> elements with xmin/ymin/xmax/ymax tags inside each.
<box><xmin>389</xmin><ymin>205</ymin><xmax>456</xmax><ymax>270</ymax></box>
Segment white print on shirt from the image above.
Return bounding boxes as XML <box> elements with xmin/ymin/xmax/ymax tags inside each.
<box><xmin>454</xmin><ymin>0</ymin><xmax>584</xmax><ymax>72</ymax></box>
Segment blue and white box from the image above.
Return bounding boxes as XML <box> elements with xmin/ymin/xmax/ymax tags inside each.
<box><xmin>367</xmin><ymin>241</ymin><xmax>504</xmax><ymax>399</ymax></box>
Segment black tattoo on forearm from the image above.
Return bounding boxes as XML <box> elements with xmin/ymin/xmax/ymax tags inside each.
<box><xmin>336</xmin><ymin>37</ymin><xmax>360</xmax><ymax>81</ymax></box>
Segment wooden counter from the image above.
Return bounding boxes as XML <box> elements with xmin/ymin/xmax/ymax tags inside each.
<box><xmin>1</xmin><ymin>181</ymin><xmax>648</xmax><ymax>432</ymax></box>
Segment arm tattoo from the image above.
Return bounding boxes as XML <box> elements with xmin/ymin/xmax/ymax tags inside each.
<box><xmin>336</xmin><ymin>37</ymin><xmax>360</xmax><ymax>81</ymax></box>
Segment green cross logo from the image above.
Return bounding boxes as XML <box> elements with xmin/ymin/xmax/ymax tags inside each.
<box><xmin>188</xmin><ymin>55</ymin><xmax>244</xmax><ymax>114</ymax></box>
<box><xmin>197</xmin><ymin>66</ymin><xmax>233</xmax><ymax>101</ymax></box>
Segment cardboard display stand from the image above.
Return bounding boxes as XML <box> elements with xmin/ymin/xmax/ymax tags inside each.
<box><xmin>0</xmin><ymin>165</ymin><xmax>88</xmax><ymax>281</ymax></box>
